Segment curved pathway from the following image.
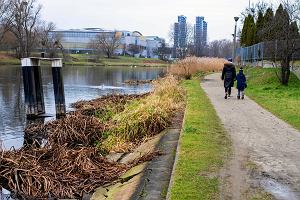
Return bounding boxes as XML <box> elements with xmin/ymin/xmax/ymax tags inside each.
<box><xmin>201</xmin><ymin>73</ymin><xmax>300</xmax><ymax>200</ymax></box>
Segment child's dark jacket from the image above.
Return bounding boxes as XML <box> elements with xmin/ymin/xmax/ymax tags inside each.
<box><xmin>236</xmin><ymin>72</ymin><xmax>247</xmax><ymax>90</ymax></box>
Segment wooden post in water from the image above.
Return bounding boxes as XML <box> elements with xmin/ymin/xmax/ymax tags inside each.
<box><xmin>21</xmin><ymin>58</ymin><xmax>45</xmax><ymax>119</ymax></box>
<box><xmin>21</xmin><ymin>57</ymin><xmax>65</xmax><ymax>119</ymax></box>
<box><xmin>51</xmin><ymin>59</ymin><xmax>66</xmax><ymax>118</ymax></box>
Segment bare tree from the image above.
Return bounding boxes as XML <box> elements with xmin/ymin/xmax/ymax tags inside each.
<box><xmin>0</xmin><ymin>0</ymin><xmax>13</xmax><ymax>44</ymax></box>
<box><xmin>90</xmin><ymin>31</ymin><xmax>121</xmax><ymax>58</ymax></box>
<box><xmin>128</xmin><ymin>44</ymin><xmax>143</xmax><ymax>57</ymax></box>
<box><xmin>207</xmin><ymin>39</ymin><xmax>233</xmax><ymax>58</ymax></box>
<box><xmin>39</xmin><ymin>22</ymin><xmax>64</xmax><ymax>58</ymax></box>
<box><xmin>154</xmin><ymin>41</ymin><xmax>172</xmax><ymax>61</ymax></box>
<box><xmin>169</xmin><ymin>22</ymin><xmax>195</xmax><ymax>58</ymax></box>
<box><xmin>168</xmin><ymin>24</ymin><xmax>175</xmax><ymax>45</ymax></box>
<box><xmin>9</xmin><ymin>0</ymin><xmax>42</xmax><ymax>58</ymax></box>
<box><xmin>186</xmin><ymin>23</ymin><xmax>195</xmax><ymax>56</ymax></box>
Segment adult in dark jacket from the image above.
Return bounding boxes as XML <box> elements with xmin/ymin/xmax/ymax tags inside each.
<box><xmin>236</xmin><ymin>67</ymin><xmax>247</xmax><ymax>99</ymax></box>
<box><xmin>221</xmin><ymin>61</ymin><xmax>236</xmax><ymax>99</ymax></box>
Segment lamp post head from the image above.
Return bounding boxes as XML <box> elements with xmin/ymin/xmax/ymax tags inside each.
<box><xmin>21</xmin><ymin>1</ymin><xmax>28</xmax><ymax>6</ymax></box>
<box><xmin>234</xmin><ymin>17</ymin><xmax>239</xmax><ymax>22</ymax></box>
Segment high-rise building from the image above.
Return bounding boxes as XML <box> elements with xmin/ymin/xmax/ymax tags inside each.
<box><xmin>178</xmin><ymin>15</ymin><xmax>187</xmax><ymax>48</ymax></box>
<box><xmin>173</xmin><ymin>15</ymin><xmax>187</xmax><ymax>57</ymax></box>
<box><xmin>174</xmin><ymin>22</ymin><xmax>179</xmax><ymax>48</ymax></box>
<box><xmin>194</xmin><ymin>16</ymin><xmax>208</xmax><ymax>56</ymax></box>
<box><xmin>194</xmin><ymin>16</ymin><xmax>204</xmax><ymax>47</ymax></box>
<box><xmin>203</xmin><ymin>21</ymin><xmax>208</xmax><ymax>46</ymax></box>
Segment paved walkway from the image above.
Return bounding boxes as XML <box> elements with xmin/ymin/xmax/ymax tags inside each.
<box><xmin>201</xmin><ymin>73</ymin><xmax>300</xmax><ymax>200</ymax></box>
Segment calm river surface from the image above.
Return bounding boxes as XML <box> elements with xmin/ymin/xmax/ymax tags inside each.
<box><xmin>0</xmin><ymin>65</ymin><xmax>166</xmax><ymax>150</ymax></box>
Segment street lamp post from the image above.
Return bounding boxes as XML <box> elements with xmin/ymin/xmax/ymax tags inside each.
<box><xmin>232</xmin><ymin>16</ymin><xmax>239</xmax><ymax>63</ymax></box>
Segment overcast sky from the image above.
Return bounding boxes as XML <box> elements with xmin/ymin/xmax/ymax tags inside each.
<box><xmin>38</xmin><ymin>0</ymin><xmax>264</xmax><ymax>43</ymax></box>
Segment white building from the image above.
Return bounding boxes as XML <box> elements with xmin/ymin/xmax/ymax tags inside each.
<box><xmin>49</xmin><ymin>28</ymin><xmax>164</xmax><ymax>58</ymax></box>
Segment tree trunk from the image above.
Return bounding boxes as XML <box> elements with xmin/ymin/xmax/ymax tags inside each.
<box><xmin>281</xmin><ymin>58</ymin><xmax>290</xmax><ymax>85</ymax></box>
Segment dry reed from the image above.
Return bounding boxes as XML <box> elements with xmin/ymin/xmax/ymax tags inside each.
<box><xmin>169</xmin><ymin>57</ymin><xmax>227</xmax><ymax>79</ymax></box>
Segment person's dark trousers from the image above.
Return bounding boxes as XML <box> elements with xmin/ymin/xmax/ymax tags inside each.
<box><xmin>225</xmin><ymin>87</ymin><xmax>232</xmax><ymax>95</ymax></box>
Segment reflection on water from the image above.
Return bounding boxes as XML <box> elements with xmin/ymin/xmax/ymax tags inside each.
<box><xmin>0</xmin><ymin>65</ymin><xmax>166</xmax><ymax>150</ymax></box>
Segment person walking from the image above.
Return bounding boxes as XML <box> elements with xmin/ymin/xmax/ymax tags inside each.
<box><xmin>236</xmin><ymin>67</ymin><xmax>247</xmax><ymax>99</ymax></box>
<box><xmin>221</xmin><ymin>59</ymin><xmax>236</xmax><ymax>99</ymax></box>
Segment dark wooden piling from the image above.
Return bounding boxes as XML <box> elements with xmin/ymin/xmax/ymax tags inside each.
<box><xmin>22</xmin><ymin>58</ymin><xmax>45</xmax><ymax>119</ymax></box>
<box><xmin>52</xmin><ymin>59</ymin><xmax>66</xmax><ymax>118</ymax></box>
<box><xmin>33</xmin><ymin>65</ymin><xmax>45</xmax><ymax>115</ymax></box>
<box><xmin>21</xmin><ymin>58</ymin><xmax>65</xmax><ymax>119</ymax></box>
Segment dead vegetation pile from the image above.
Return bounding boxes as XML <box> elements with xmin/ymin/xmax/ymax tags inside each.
<box><xmin>0</xmin><ymin>145</ymin><xmax>161</xmax><ymax>199</ymax></box>
<box><xmin>1</xmin><ymin>146</ymin><xmax>127</xmax><ymax>199</ymax></box>
<box><xmin>124</xmin><ymin>79</ymin><xmax>153</xmax><ymax>85</ymax></box>
<box><xmin>25</xmin><ymin>113</ymin><xmax>104</xmax><ymax>148</ymax></box>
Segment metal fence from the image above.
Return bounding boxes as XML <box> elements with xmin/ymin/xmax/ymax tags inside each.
<box><xmin>0</xmin><ymin>193</ymin><xmax>11</xmax><ymax>200</ymax></box>
<box><xmin>237</xmin><ymin>39</ymin><xmax>300</xmax><ymax>67</ymax></box>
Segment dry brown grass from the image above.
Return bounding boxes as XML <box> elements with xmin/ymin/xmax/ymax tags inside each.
<box><xmin>170</xmin><ymin>57</ymin><xmax>227</xmax><ymax>79</ymax></box>
<box><xmin>102</xmin><ymin>75</ymin><xmax>185</xmax><ymax>153</ymax></box>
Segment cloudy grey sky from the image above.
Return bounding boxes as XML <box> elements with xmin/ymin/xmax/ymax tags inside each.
<box><xmin>38</xmin><ymin>0</ymin><xmax>263</xmax><ymax>43</ymax></box>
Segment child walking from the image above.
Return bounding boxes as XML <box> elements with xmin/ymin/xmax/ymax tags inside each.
<box><xmin>236</xmin><ymin>67</ymin><xmax>247</xmax><ymax>99</ymax></box>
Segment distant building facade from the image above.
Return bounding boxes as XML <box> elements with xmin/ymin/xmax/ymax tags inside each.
<box><xmin>49</xmin><ymin>28</ymin><xmax>164</xmax><ymax>58</ymax></box>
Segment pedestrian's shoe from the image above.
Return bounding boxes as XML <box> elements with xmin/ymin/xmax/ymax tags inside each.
<box><xmin>225</xmin><ymin>93</ymin><xmax>228</xmax><ymax>99</ymax></box>
<box><xmin>237</xmin><ymin>96</ymin><xmax>240</xmax><ymax>99</ymax></box>
<box><xmin>241</xmin><ymin>95</ymin><xmax>244</xmax><ymax>100</ymax></box>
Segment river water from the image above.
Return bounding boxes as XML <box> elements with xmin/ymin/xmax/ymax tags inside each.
<box><xmin>0</xmin><ymin>65</ymin><xmax>166</xmax><ymax>150</ymax></box>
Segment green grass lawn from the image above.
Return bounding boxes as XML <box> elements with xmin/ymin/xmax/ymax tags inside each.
<box><xmin>169</xmin><ymin>78</ymin><xmax>231</xmax><ymax>200</ymax></box>
<box><xmin>0</xmin><ymin>57</ymin><xmax>20</xmax><ymax>65</ymax></box>
<box><xmin>245</xmin><ymin>67</ymin><xmax>300</xmax><ymax>131</ymax></box>
<box><xmin>0</xmin><ymin>52</ymin><xmax>169</xmax><ymax>67</ymax></box>
<box><xmin>68</xmin><ymin>54</ymin><xmax>169</xmax><ymax>67</ymax></box>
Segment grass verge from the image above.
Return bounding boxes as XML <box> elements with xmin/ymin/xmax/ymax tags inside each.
<box><xmin>65</xmin><ymin>55</ymin><xmax>169</xmax><ymax>67</ymax></box>
<box><xmin>0</xmin><ymin>52</ymin><xmax>169</xmax><ymax>67</ymax></box>
<box><xmin>169</xmin><ymin>78</ymin><xmax>230</xmax><ymax>200</ymax></box>
<box><xmin>244</xmin><ymin>67</ymin><xmax>300</xmax><ymax>131</ymax></box>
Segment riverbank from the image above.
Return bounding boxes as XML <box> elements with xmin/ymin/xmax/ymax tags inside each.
<box><xmin>0</xmin><ymin>52</ymin><xmax>170</xmax><ymax>67</ymax></box>
<box><xmin>244</xmin><ymin>67</ymin><xmax>300</xmax><ymax>131</ymax></box>
<box><xmin>0</xmin><ymin>75</ymin><xmax>184</xmax><ymax>199</ymax></box>
<box><xmin>169</xmin><ymin>77</ymin><xmax>231</xmax><ymax>200</ymax></box>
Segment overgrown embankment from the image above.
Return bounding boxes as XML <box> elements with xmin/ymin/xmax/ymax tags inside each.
<box><xmin>244</xmin><ymin>67</ymin><xmax>300</xmax><ymax>131</ymax></box>
<box><xmin>0</xmin><ymin>76</ymin><xmax>184</xmax><ymax>199</ymax></box>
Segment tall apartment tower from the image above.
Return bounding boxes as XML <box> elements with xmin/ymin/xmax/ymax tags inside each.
<box><xmin>202</xmin><ymin>21</ymin><xmax>208</xmax><ymax>46</ymax></box>
<box><xmin>194</xmin><ymin>17</ymin><xmax>204</xmax><ymax>47</ymax></box>
<box><xmin>173</xmin><ymin>15</ymin><xmax>187</xmax><ymax>57</ymax></box>
<box><xmin>194</xmin><ymin>16</ymin><xmax>208</xmax><ymax>56</ymax></box>
<box><xmin>174</xmin><ymin>22</ymin><xmax>179</xmax><ymax>48</ymax></box>
<box><xmin>178</xmin><ymin>15</ymin><xmax>187</xmax><ymax>48</ymax></box>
